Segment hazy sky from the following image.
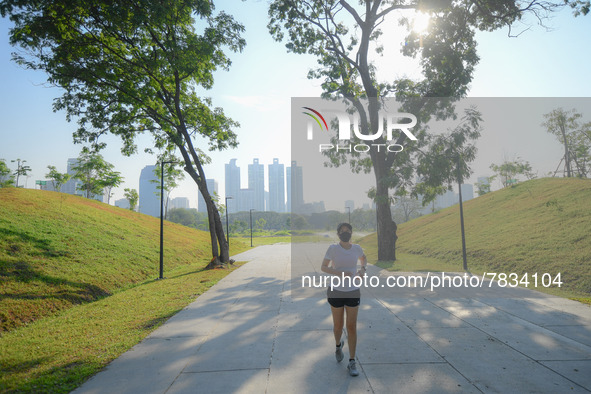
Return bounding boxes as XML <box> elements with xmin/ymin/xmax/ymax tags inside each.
<box><xmin>1</xmin><ymin>1</ymin><xmax>589</xmax><ymax>210</ymax></box>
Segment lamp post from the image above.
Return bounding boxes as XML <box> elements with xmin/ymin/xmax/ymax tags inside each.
<box><xmin>159</xmin><ymin>160</ymin><xmax>176</xmax><ymax>280</ymax></box>
<box><xmin>457</xmin><ymin>155</ymin><xmax>468</xmax><ymax>271</ymax></box>
<box><xmin>225</xmin><ymin>196</ymin><xmax>233</xmax><ymax>246</ymax></box>
<box><xmin>249</xmin><ymin>209</ymin><xmax>255</xmax><ymax>247</ymax></box>
<box><xmin>346</xmin><ymin>206</ymin><xmax>351</xmax><ymax>223</ymax></box>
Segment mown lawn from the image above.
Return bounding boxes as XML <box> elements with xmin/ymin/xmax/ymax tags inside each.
<box><xmin>359</xmin><ymin>178</ymin><xmax>591</xmax><ymax>302</ymax></box>
<box><xmin>0</xmin><ymin>188</ymin><xmax>250</xmax><ymax>392</ymax></box>
<box><xmin>0</xmin><ymin>261</ymin><xmax>244</xmax><ymax>393</ymax></box>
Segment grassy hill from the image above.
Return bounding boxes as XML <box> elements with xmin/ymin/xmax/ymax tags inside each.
<box><xmin>0</xmin><ymin>188</ymin><xmax>245</xmax><ymax>332</ymax></box>
<box><xmin>360</xmin><ymin>178</ymin><xmax>591</xmax><ymax>299</ymax></box>
<box><xmin>1</xmin><ymin>188</ymin><xmax>249</xmax><ymax>392</ymax></box>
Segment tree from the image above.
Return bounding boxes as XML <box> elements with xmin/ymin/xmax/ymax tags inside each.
<box><xmin>72</xmin><ymin>152</ymin><xmax>112</xmax><ymax>199</ymax></box>
<box><xmin>542</xmin><ymin>108</ymin><xmax>591</xmax><ymax>178</ymax></box>
<box><xmin>101</xmin><ymin>169</ymin><xmax>123</xmax><ymax>205</ymax></box>
<box><xmin>569</xmin><ymin>133</ymin><xmax>590</xmax><ymax>178</ymax></box>
<box><xmin>255</xmin><ymin>217</ymin><xmax>267</xmax><ymax>231</ymax></box>
<box><xmin>490</xmin><ymin>158</ymin><xmax>536</xmax><ymax>187</ymax></box>
<box><xmin>1</xmin><ymin>0</ymin><xmax>245</xmax><ymax>265</ymax></box>
<box><xmin>475</xmin><ymin>176</ymin><xmax>494</xmax><ymax>196</ymax></box>
<box><xmin>292</xmin><ymin>215</ymin><xmax>308</xmax><ymax>231</ymax></box>
<box><xmin>393</xmin><ymin>195</ymin><xmax>423</xmax><ymax>223</ymax></box>
<box><xmin>124</xmin><ymin>188</ymin><xmax>139</xmax><ymax>211</ymax></box>
<box><xmin>11</xmin><ymin>158</ymin><xmax>31</xmax><ymax>188</ymax></box>
<box><xmin>230</xmin><ymin>220</ymin><xmax>247</xmax><ymax>234</ymax></box>
<box><xmin>268</xmin><ymin>0</ymin><xmax>587</xmax><ymax>261</ymax></box>
<box><xmin>46</xmin><ymin>165</ymin><xmax>71</xmax><ymax>192</ymax></box>
<box><xmin>0</xmin><ymin>159</ymin><xmax>14</xmax><ymax>187</ymax></box>
<box><xmin>168</xmin><ymin>207</ymin><xmax>204</xmax><ymax>228</ymax></box>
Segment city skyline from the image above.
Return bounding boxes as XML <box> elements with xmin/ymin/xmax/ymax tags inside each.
<box><xmin>223</xmin><ymin>158</ymin><xmax>306</xmax><ymax>213</ymax></box>
<box><xmin>17</xmin><ymin>154</ymin><xmax>503</xmax><ymax>215</ymax></box>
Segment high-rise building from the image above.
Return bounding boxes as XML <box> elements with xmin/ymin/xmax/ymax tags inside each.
<box><xmin>286</xmin><ymin>166</ymin><xmax>291</xmax><ymax>212</ymax></box>
<box><xmin>139</xmin><ymin>165</ymin><xmax>160</xmax><ymax>217</ymax></box>
<box><xmin>225</xmin><ymin>159</ymin><xmax>240</xmax><ymax>212</ymax></box>
<box><xmin>62</xmin><ymin>158</ymin><xmax>83</xmax><ymax>196</ymax></box>
<box><xmin>238</xmin><ymin>188</ymin><xmax>255</xmax><ymax>212</ymax></box>
<box><xmin>436</xmin><ymin>189</ymin><xmax>457</xmax><ymax>209</ymax></box>
<box><xmin>170</xmin><ymin>197</ymin><xmax>190</xmax><ymax>210</ymax></box>
<box><xmin>345</xmin><ymin>200</ymin><xmax>355</xmax><ymax>211</ymax></box>
<box><xmin>268</xmin><ymin>158</ymin><xmax>285</xmax><ymax>213</ymax></box>
<box><xmin>460</xmin><ymin>184</ymin><xmax>474</xmax><ymax>202</ymax></box>
<box><xmin>198</xmin><ymin>179</ymin><xmax>218</xmax><ymax>213</ymax></box>
<box><xmin>248</xmin><ymin>159</ymin><xmax>265</xmax><ymax>211</ymax></box>
<box><xmin>287</xmin><ymin>161</ymin><xmax>303</xmax><ymax>213</ymax></box>
<box><xmin>115</xmin><ymin>198</ymin><xmax>130</xmax><ymax>210</ymax></box>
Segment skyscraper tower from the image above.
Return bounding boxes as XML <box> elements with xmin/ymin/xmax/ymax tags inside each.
<box><xmin>225</xmin><ymin>159</ymin><xmax>240</xmax><ymax>212</ymax></box>
<box><xmin>62</xmin><ymin>158</ymin><xmax>83</xmax><ymax>196</ymax></box>
<box><xmin>268</xmin><ymin>158</ymin><xmax>285</xmax><ymax>213</ymax></box>
<box><xmin>139</xmin><ymin>165</ymin><xmax>160</xmax><ymax>217</ymax></box>
<box><xmin>248</xmin><ymin>158</ymin><xmax>265</xmax><ymax>211</ymax></box>
<box><xmin>288</xmin><ymin>161</ymin><xmax>303</xmax><ymax>213</ymax></box>
<box><xmin>286</xmin><ymin>166</ymin><xmax>291</xmax><ymax>213</ymax></box>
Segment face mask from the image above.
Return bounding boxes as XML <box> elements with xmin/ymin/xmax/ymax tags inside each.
<box><xmin>338</xmin><ymin>232</ymin><xmax>352</xmax><ymax>242</ymax></box>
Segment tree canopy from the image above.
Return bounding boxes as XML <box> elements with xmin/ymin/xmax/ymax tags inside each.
<box><xmin>46</xmin><ymin>165</ymin><xmax>71</xmax><ymax>193</ymax></box>
<box><xmin>72</xmin><ymin>152</ymin><xmax>119</xmax><ymax>200</ymax></box>
<box><xmin>11</xmin><ymin>158</ymin><xmax>31</xmax><ymax>188</ymax></box>
<box><xmin>543</xmin><ymin>108</ymin><xmax>591</xmax><ymax>178</ymax></box>
<box><xmin>0</xmin><ymin>159</ymin><xmax>15</xmax><ymax>187</ymax></box>
<box><xmin>124</xmin><ymin>187</ymin><xmax>139</xmax><ymax>211</ymax></box>
<box><xmin>1</xmin><ymin>0</ymin><xmax>246</xmax><ymax>264</ymax></box>
<box><xmin>268</xmin><ymin>0</ymin><xmax>588</xmax><ymax>261</ymax></box>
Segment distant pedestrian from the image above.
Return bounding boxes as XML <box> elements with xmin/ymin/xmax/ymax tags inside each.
<box><xmin>321</xmin><ymin>222</ymin><xmax>367</xmax><ymax>377</ymax></box>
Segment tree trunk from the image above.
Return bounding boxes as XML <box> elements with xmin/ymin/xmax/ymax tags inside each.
<box><xmin>373</xmin><ymin>155</ymin><xmax>398</xmax><ymax>261</ymax></box>
<box><xmin>184</xmin><ymin>165</ymin><xmax>229</xmax><ymax>264</ymax></box>
<box><xmin>171</xmin><ymin>75</ymin><xmax>229</xmax><ymax>265</ymax></box>
<box><xmin>559</xmin><ymin>122</ymin><xmax>571</xmax><ymax>177</ymax></box>
<box><xmin>191</xmin><ymin>160</ymin><xmax>229</xmax><ymax>265</ymax></box>
<box><xmin>174</xmin><ymin>139</ymin><xmax>229</xmax><ymax>266</ymax></box>
<box><xmin>357</xmin><ymin>15</ymin><xmax>395</xmax><ymax>260</ymax></box>
<box><xmin>173</xmin><ymin>124</ymin><xmax>230</xmax><ymax>265</ymax></box>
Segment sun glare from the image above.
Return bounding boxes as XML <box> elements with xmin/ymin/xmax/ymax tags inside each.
<box><xmin>412</xmin><ymin>12</ymin><xmax>430</xmax><ymax>34</ymax></box>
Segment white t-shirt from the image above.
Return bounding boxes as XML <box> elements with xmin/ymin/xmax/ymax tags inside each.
<box><xmin>324</xmin><ymin>243</ymin><xmax>365</xmax><ymax>291</ymax></box>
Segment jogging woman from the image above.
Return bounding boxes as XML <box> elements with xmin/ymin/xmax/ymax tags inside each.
<box><xmin>321</xmin><ymin>222</ymin><xmax>367</xmax><ymax>377</ymax></box>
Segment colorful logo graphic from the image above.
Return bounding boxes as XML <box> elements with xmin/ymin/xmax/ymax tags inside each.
<box><xmin>301</xmin><ymin>103</ymin><xmax>417</xmax><ymax>153</ymax></box>
<box><xmin>302</xmin><ymin>107</ymin><xmax>328</xmax><ymax>132</ymax></box>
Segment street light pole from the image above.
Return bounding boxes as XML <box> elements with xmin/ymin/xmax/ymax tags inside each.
<box><xmin>457</xmin><ymin>156</ymin><xmax>468</xmax><ymax>271</ymax></box>
<box><xmin>159</xmin><ymin>160</ymin><xmax>175</xmax><ymax>280</ymax></box>
<box><xmin>346</xmin><ymin>206</ymin><xmax>351</xmax><ymax>223</ymax></box>
<box><xmin>225</xmin><ymin>196</ymin><xmax>233</xmax><ymax>247</ymax></box>
<box><xmin>250</xmin><ymin>209</ymin><xmax>255</xmax><ymax>247</ymax></box>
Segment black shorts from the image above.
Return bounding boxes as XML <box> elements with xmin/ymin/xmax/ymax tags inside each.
<box><xmin>327</xmin><ymin>288</ymin><xmax>361</xmax><ymax>308</ymax></box>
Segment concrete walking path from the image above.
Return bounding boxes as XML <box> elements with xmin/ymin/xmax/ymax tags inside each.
<box><xmin>74</xmin><ymin>244</ymin><xmax>591</xmax><ymax>393</ymax></box>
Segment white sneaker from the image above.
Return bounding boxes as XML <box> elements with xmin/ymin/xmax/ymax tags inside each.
<box><xmin>335</xmin><ymin>339</ymin><xmax>344</xmax><ymax>362</ymax></box>
<box><xmin>347</xmin><ymin>359</ymin><xmax>359</xmax><ymax>376</ymax></box>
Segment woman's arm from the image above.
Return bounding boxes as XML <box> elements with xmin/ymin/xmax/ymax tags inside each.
<box><xmin>358</xmin><ymin>254</ymin><xmax>368</xmax><ymax>275</ymax></box>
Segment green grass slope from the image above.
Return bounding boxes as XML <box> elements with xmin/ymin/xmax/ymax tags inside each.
<box><xmin>0</xmin><ymin>188</ymin><xmax>232</xmax><ymax>333</ymax></box>
<box><xmin>361</xmin><ymin>178</ymin><xmax>591</xmax><ymax>298</ymax></box>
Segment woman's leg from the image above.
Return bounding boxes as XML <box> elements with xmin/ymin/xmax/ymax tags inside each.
<box><xmin>330</xmin><ymin>305</ymin><xmax>345</xmax><ymax>345</ymax></box>
<box><xmin>344</xmin><ymin>305</ymin><xmax>359</xmax><ymax>359</ymax></box>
